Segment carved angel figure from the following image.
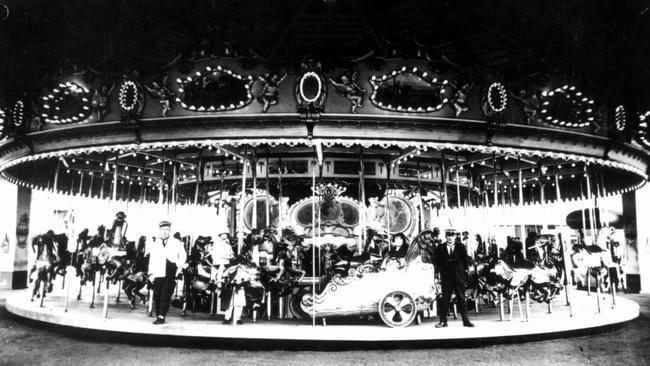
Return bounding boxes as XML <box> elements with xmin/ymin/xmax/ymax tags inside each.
<box><xmin>256</xmin><ymin>72</ymin><xmax>287</xmax><ymax>113</ymax></box>
<box><xmin>512</xmin><ymin>89</ymin><xmax>539</xmax><ymax>124</ymax></box>
<box><xmin>90</xmin><ymin>83</ymin><xmax>115</xmax><ymax>121</ymax></box>
<box><xmin>451</xmin><ymin>81</ymin><xmax>474</xmax><ymax>117</ymax></box>
<box><xmin>329</xmin><ymin>72</ymin><xmax>366</xmax><ymax>113</ymax></box>
<box><xmin>144</xmin><ymin>74</ymin><xmax>175</xmax><ymax>117</ymax></box>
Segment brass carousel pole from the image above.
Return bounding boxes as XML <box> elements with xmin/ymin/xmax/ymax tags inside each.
<box><xmin>578</xmin><ymin>177</ymin><xmax>591</xmax><ymax>295</ymax></box>
<box><xmin>265</xmin><ymin>152</ymin><xmax>270</xmax><ymax>228</ymax></box>
<box><xmin>87</xmin><ymin>172</ymin><xmax>94</xmax><ymax>197</ymax></box>
<box><xmin>417</xmin><ymin>161</ymin><xmax>424</xmax><ymax>232</ymax></box>
<box><xmin>317</xmin><ymin>154</ymin><xmax>323</xmax><ymax>279</ymax></box>
<box><xmin>112</xmin><ymin>153</ymin><xmax>119</xmax><ymax>202</ymax></box>
<box><xmin>359</xmin><ymin>148</ymin><xmax>366</xmax><ymax>254</ymax></box>
<box><xmin>386</xmin><ymin>161</ymin><xmax>392</xmax><ymax>251</ymax></box>
<box><xmin>518</xmin><ymin>155</ymin><xmax>523</xmax><ymax>206</ymax></box>
<box><xmin>467</xmin><ymin>169</ymin><xmax>474</xmax><ymax>207</ymax></box>
<box><xmin>539</xmin><ymin>165</ymin><xmax>545</xmax><ymax>204</ymax></box>
<box><xmin>278</xmin><ymin>158</ymin><xmax>283</xmax><ymax>236</ymax></box>
<box><xmin>78</xmin><ymin>171</ymin><xmax>84</xmax><ymax>196</ymax></box>
<box><xmin>585</xmin><ymin>163</ymin><xmax>601</xmax><ymax>313</ymax></box>
<box><xmin>539</xmin><ymin>164</ymin><xmax>553</xmax><ymax>314</ymax></box>
<box><xmin>218</xmin><ymin>159</ymin><xmax>225</xmax><ymax>215</ymax></box>
<box><xmin>311</xmin><ymin>158</ymin><xmax>316</xmax><ymax>327</ymax></box>
<box><xmin>431</xmin><ymin>164</ymin><xmax>437</xmax><ymax>221</ymax></box>
<box><xmin>139</xmin><ymin>161</ymin><xmax>146</xmax><ymax>207</ymax></box>
<box><xmin>158</xmin><ymin>152</ymin><xmax>166</xmax><ymax>204</ymax></box>
<box><xmin>579</xmin><ymin>179</ymin><xmax>586</xmax><ymax>233</ymax></box>
<box><xmin>126</xmin><ymin>175</ymin><xmax>132</xmax><ymax>210</ymax></box>
<box><xmin>492</xmin><ymin>153</ymin><xmax>498</xmax><ymax>207</ymax></box>
<box><xmin>170</xmin><ymin>162</ymin><xmax>177</xmax><ymax>213</ymax></box>
<box><xmin>585</xmin><ymin>164</ymin><xmax>597</xmax><ymax>236</ymax></box>
<box><xmin>238</xmin><ymin>149</ymin><xmax>248</xmax><ymax>253</ymax></box>
<box><xmin>194</xmin><ymin>150</ymin><xmax>203</xmax><ymax>205</ymax></box>
<box><xmin>558</xmin><ymin>232</ymin><xmax>573</xmax><ymax>317</ymax></box>
<box><xmin>252</xmin><ymin>149</ymin><xmax>257</xmax><ymax>230</ymax></box>
<box><xmin>53</xmin><ymin>159</ymin><xmax>61</xmax><ymax>192</ymax></box>
<box><xmin>104</xmin><ymin>153</ymin><xmax>119</xmax><ymax>319</ymax></box>
<box><xmin>455</xmin><ymin>155</ymin><xmax>461</xmax><ymax>208</ymax></box>
<box><xmin>440</xmin><ymin>152</ymin><xmax>447</xmax><ymax>209</ymax></box>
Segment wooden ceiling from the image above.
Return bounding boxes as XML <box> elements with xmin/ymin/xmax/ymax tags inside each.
<box><xmin>1</xmin><ymin>0</ymin><xmax>648</xmax><ymax>109</ymax></box>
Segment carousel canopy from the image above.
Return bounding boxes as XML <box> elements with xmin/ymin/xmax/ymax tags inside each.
<box><xmin>0</xmin><ymin>0</ymin><xmax>648</xmax><ymax>206</ymax></box>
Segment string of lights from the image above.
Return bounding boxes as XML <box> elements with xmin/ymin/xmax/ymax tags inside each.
<box><xmin>369</xmin><ymin>66</ymin><xmax>449</xmax><ymax>112</ymax></box>
<box><xmin>540</xmin><ymin>85</ymin><xmax>594</xmax><ymax>128</ymax></box>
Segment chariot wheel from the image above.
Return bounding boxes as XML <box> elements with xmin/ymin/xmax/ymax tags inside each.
<box><xmin>379</xmin><ymin>290</ymin><xmax>416</xmax><ymax>328</ymax></box>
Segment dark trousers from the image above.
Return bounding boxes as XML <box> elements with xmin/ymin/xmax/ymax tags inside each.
<box><xmin>152</xmin><ymin>276</ymin><xmax>176</xmax><ymax>318</ymax></box>
<box><xmin>438</xmin><ymin>280</ymin><xmax>469</xmax><ymax>322</ymax></box>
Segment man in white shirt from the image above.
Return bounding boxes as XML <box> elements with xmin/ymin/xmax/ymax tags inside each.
<box><xmin>147</xmin><ymin>220</ymin><xmax>187</xmax><ymax>324</ymax></box>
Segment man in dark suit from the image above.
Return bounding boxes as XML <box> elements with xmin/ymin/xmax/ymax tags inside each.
<box><xmin>434</xmin><ymin>229</ymin><xmax>474</xmax><ymax>328</ymax></box>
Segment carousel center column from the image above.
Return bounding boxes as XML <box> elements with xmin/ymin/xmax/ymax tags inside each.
<box><xmin>0</xmin><ymin>184</ymin><xmax>31</xmax><ymax>290</ymax></box>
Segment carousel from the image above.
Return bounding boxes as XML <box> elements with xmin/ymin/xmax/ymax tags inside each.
<box><xmin>0</xmin><ymin>9</ymin><xmax>646</xmax><ymax>345</ymax></box>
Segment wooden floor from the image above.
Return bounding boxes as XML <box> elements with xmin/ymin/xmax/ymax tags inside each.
<box><xmin>5</xmin><ymin>277</ymin><xmax>639</xmax><ymax>345</ymax></box>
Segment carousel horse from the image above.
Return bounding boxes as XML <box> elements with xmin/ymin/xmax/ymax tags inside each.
<box><xmin>104</xmin><ymin>233</ymin><xmax>132</xmax><ymax>286</ymax></box>
<box><xmin>221</xmin><ymin>230</ymin><xmax>278</xmax><ymax>323</ymax></box>
<box><xmin>261</xmin><ymin>237</ymin><xmax>306</xmax><ymax>299</ymax></box>
<box><xmin>72</xmin><ymin>229</ymin><xmax>90</xmax><ymax>275</ymax></box>
<box><xmin>121</xmin><ymin>236</ymin><xmax>150</xmax><ymax>309</ymax></box>
<box><xmin>221</xmin><ymin>252</ymin><xmax>264</xmax><ymax>324</ymax></box>
<box><xmin>478</xmin><ymin>257</ymin><xmax>532</xmax><ymax>302</ymax></box>
<box><xmin>75</xmin><ymin>226</ymin><xmax>111</xmax><ymax>307</ymax></box>
<box><xmin>524</xmin><ymin>235</ymin><xmax>564</xmax><ymax>303</ymax></box>
<box><xmin>180</xmin><ymin>236</ymin><xmax>217</xmax><ymax>314</ymax></box>
<box><xmin>609</xmin><ymin>236</ymin><xmax>626</xmax><ymax>291</ymax></box>
<box><xmin>29</xmin><ymin>231</ymin><xmax>59</xmax><ymax>306</ymax></box>
<box><xmin>465</xmin><ymin>257</ymin><xmax>493</xmax><ymax>308</ymax></box>
<box><xmin>570</xmin><ymin>238</ymin><xmax>611</xmax><ymax>293</ymax></box>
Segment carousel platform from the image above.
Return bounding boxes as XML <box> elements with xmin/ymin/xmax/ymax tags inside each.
<box><xmin>4</xmin><ymin>284</ymin><xmax>639</xmax><ymax>349</ymax></box>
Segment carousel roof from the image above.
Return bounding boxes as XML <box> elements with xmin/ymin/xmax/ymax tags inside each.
<box><xmin>1</xmin><ymin>0</ymin><xmax>648</xmax><ymax>103</ymax></box>
<box><xmin>0</xmin><ymin>0</ymin><xmax>648</xmax><ymax>206</ymax></box>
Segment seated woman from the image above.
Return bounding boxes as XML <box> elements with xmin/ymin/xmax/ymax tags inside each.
<box><xmin>365</xmin><ymin>229</ymin><xmax>388</xmax><ymax>261</ymax></box>
<box><xmin>388</xmin><ymin>233</ymin><xmax>410</xmax><ymax>258</ymax></box>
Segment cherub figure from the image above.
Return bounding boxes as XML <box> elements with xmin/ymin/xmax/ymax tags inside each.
<box><xmin>329</xmin><ymin>72</ymin><xmax>366</xmax><ymax>113</ymax></box>
<box><xmin>90</xmin><ymin>83</ymin><xmax>115</xmax><ymax>121</ymax></box>
<box><xmin>512</xmin><ymin>89</ymin><xmax>539</xmax><ymax>124</ymax></box>
<box><xmin>451</xmin><ymin>81</ymin><xmax>474</xmax><ymax>117</ymax></box>
<box><xmin>256</xmin><ymin>72</ymin><xmax>287</xmax><ymax>113</ymax></box>
<box><xmin>144</xmin><ymin>74</ymin><xmax>175</xmax><ymax>117</ymax></box>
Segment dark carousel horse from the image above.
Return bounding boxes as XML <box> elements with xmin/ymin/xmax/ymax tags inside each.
<box><xmin>524</xmin><ymin>235</ymin><xmax>564</xmax><ymax>304</ymax></box>
<box><xmin>465</xmin><ymin>256</ymin><xmax>494</xmax><ymax>309</ymax></box>
<box><xmin>259</xmin><ymin>235</ymin><xmax>306</xmax><ymax>318</ymax></box>
<box><xmin>609</xmin><ymin>237</ymin><xmax>626</xmax><ymax>291</ymax></box>
<box><xmin>29</xmin><ymin>231</ymin><xmax>68</xmax><ymax>306</ymax></box>
<box><xmin>478</xmin><ymin>257</ymin><xmax>532</xmax><ymax>303</ymax></box>
<box><xmin>180</xmin><ymin>236</ymin><xmax>216</xmax><ymax>315</ymax></box>
<box><xmin>75</xmin><ymin>226</ymin><xmax>111</xmax><ymax>307</ymax></box>
<box><xmin>121</xmin><ymin>236</ymin><xmax>150</xmax><ymax>309</ymax></box>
